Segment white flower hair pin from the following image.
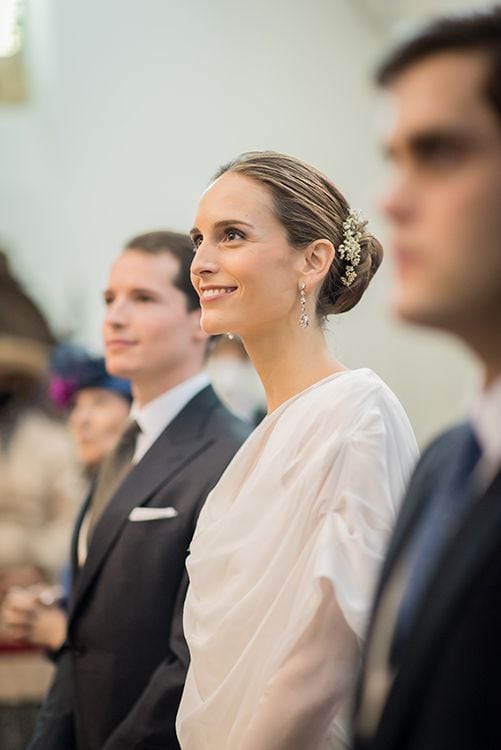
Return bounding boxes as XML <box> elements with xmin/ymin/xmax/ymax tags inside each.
<box><xmin>338</xmin><ymin>209</ymin><xmax>364</xmax><ymax>287</ymax></box>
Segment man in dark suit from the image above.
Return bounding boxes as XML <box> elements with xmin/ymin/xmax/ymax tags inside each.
<box><xmin>28</xmin><ymin>231</ymin><xmax>251</xmax><ymax>750</ymax></box>
<box><xmin>352</xmin><ymin>9</ymin><xmax>501</xmax><ymax>750</ymax></box>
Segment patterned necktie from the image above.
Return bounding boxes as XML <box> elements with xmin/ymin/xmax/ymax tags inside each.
<box><xmin>86</xmin><ymin>419</ymin><xmax>141</xmax><ymax>544</ymax></box>
<box><xmin>391</xmin><ymin>424</ymin><xmax>482</xmax><ymax>662</ymax></box>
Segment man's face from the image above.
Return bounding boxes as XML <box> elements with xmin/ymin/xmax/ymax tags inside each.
<box><xmin>381</xmin><ymin>51</ymin><xmax>501</xmax><ymax>340</ymax></box>
<box><xmin>103</xmin><ymin>250</ymin><xmax>204</xmax><ymax>392</ymax></box>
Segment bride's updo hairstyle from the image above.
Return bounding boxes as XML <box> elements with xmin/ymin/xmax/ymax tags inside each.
<box><xmin>214</xmin><ymin>151</ymin><xmax>383</xmax><ymax>316</ymax></box>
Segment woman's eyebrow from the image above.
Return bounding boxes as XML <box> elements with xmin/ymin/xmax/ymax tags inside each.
<box><xmin>190</xmin><ymin>219</ymin><xmax>255</xmax><ymax>235</ymax></box>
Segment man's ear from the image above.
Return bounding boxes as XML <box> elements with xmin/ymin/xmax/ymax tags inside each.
<box><xmin>301</xmin><ymin>239</ymin><xmax>335</xmax><ymax>287</ymax></box>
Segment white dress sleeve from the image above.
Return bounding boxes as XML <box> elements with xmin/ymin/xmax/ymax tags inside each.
<box><xmin>239</xmin><ymin>578</ymin><xmax>357</xmax><ymax>750</ymax></box>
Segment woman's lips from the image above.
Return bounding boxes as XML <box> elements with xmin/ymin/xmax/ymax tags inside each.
<box><xmin>199</xmin><ymin>286</ymin><xmax>237</xmax><ymax>302</ymax></box>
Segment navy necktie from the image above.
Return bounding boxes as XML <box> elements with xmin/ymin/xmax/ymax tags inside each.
<box><xmin>391</xmin><ymin>424</ymin><xmax>482</xmax><ymax>662</ymax></box>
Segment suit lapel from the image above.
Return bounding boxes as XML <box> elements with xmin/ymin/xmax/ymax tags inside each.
<box><xmin>68</xmin><ymin>386</ymin><xmax>218</xmax><ymax>623</ymax></box>
<box><xmin>372</xmin><ymin>425</ymin><xmax>470</xmax><ymax>611</ymax></box>
<box><xmin>70</xmin><ymin>486</ymin><xmax>93</xmax><ymax>584</ymax></box>
<box><xmin>356</xmin><ymin>425</ymin><xmax>483</xmax><ymax>741</ymax></box>
<box><xmin>371</xmin><ymin>467</ymin><xmax>501</xmax><ymax>746</ymax></box>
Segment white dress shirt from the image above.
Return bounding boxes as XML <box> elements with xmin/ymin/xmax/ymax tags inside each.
<box><xmin>131</xmin><ymin>372</ymin><xmax>210</xmax><ymax>464</ymax></box>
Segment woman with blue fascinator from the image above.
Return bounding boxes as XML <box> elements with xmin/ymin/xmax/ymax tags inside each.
<box><xmin>2</xmin><ymin>349</ymin><xmax>132</xmax><ymax>655</ymax></box>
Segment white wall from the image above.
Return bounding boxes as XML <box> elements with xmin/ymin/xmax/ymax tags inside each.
<box><xmin>0</xmin><ymin>0</ymin><xmax>491</xmax><ymax>443</ymax></box>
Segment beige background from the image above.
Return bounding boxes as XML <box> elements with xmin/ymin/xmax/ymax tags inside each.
<box><xmin>0</xmin><ymin>0</ymin><xmax>493</xmax><ymax>444</ymax></box>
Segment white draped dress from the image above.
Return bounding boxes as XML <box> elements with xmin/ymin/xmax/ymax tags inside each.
<box><xmin>177</xmin><ymin>369</ymin><xmax>418</xmax><ymax>750</ymax></box>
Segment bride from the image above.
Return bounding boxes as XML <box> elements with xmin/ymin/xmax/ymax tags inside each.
<box><xmin>176</xmin><ymin>151</ymin><xmax>418</xmax><ymax>750</ymax></box>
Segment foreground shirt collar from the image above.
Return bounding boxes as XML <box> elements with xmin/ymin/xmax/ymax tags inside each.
<box><xmin>131</xmin><ymin>372</ymin><xmax>210</xmax><ymax>463</ymax></box>
<box><xmin>471</xmin><ymin>375</ymin><xmax>501</xmax><ymax>486</ymax></box>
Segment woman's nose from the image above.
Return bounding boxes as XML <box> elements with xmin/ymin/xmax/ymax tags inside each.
<box><xmin>70</xmin><ymin>410</ymin><xmax>87</xmax><ymax>431</ymax></box>
<box><xmin>191</xmin><ymin>240</ymin><xmax>220</xmax><ymax>277</ymax></box>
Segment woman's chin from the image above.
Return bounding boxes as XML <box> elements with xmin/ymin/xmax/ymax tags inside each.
<box><xmin>200</xmin><ymin>314</ymin><xmax>231</xmax><ymax>337</ymax></box>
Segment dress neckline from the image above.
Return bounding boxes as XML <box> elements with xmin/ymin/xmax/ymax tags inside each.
<box><xmin>264</xmin><ymin>367</ymin><xmax>373</xmax><ymax>420</ymax></box>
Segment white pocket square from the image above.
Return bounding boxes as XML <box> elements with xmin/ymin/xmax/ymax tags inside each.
<box><xmin>128</xmin><ymin>506</ymin><xmax>179</xmax><ymax>522</ymax></box>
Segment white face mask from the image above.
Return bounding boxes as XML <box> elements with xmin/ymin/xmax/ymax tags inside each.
<box><xmin>207</xmin><ymin>357</ymin><xmax>266</xmax><ymax>423</ymax></box>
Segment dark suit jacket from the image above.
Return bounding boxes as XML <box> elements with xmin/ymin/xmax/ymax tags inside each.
<box><xmin>352</xmin><ymin>423</ymin><xmax>501</xmax><ymax>750</ymax></box>
<box><xmin>29</xmin><ymin>385</ymin><xmax>251</xmax><ymax>750</ymax></box>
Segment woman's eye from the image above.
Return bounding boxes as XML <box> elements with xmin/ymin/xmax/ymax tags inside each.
<box><xmin>192</xmin><ymin>235</ymin><xmax>202</xmax><ymax>251</ymax></box>
<box><xmin>224</xmin><ymin>228</ymin><xmax>243</xmax><ymax>242</ymax></box>
<box><xmin>103</xmin><ymin>295</ymin><xmax>114</xmax><ymax>306</ymax></box>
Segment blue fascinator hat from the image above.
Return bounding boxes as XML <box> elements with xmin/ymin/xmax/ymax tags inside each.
<box><xmin>49</xmin><ymin>343</ymin><xmax>132</xmax><ymax>408</ymax></box>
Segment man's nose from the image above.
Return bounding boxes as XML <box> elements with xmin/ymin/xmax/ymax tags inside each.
<box><xmin>104</xmin><ymin>298</ymin><xmax>128</xmax><ymax>327</ymax></box>
<box><xmin>380</xmin><ymin>172</ymin><xmax>415</xmax><ymax>225</ymax></box>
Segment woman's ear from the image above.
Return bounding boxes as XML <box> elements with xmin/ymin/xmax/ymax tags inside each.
<box><xmin>301</xmin><ymin>239</ymin><xmax>335</xmax><ymax>286</ymax></box>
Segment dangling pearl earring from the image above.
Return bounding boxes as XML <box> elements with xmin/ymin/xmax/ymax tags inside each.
<box><xmin>298</xmin><ymin>282</ymin><xmax>309</xmax><ymax>329</ymax></box>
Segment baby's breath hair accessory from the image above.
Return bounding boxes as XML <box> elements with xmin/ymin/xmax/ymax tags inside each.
<box><xmin>338</xmin><ymin>209</ymin><xmax>364</xmax><ymax>287</ymax></box>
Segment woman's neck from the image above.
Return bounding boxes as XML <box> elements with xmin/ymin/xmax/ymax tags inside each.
<box><xmin>241</xmin><ymin>321</ymin><xmax>345</xmax><ymax>414</ymax></box>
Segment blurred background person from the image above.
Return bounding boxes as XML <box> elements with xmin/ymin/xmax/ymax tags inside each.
<box><xmin>2</xmin><ymin>348</ymin><xmax>132</xmax><ymax>660</ymax></box>
<box><xmin>51</xmin><ymin>345</ymin><xmax>133</xmax><ymax>480</ymax></box>
<box><xmin>0</xmin><ymin>252</ymin><xmax>82</xmax><ymax>750</ymax></box>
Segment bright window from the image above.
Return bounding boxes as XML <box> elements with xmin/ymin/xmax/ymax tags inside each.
<box><xmin>0</xmin><ymin>0</ymin><xmax>27</xmax><ymax>103</ymax></box>
<box><xmin>0</xmin><ymin>0</ymin><xmax>22</xmax><ymax>58</ymax></box>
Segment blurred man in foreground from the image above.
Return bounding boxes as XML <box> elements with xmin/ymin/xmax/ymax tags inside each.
<box><xmin>353</xmin><ymin>9</ymin><xmax>501</xmax><ymax>750</ymax></box>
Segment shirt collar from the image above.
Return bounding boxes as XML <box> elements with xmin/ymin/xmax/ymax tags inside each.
<box><xmin>131</xmin><ymin>372</ymin><xmax>210</xmax><ymax>447</ymax></box>
<box><xmin>471</xmin><ymin>376</ymin><xmax>501</xmax><ymax>470</ymax></box>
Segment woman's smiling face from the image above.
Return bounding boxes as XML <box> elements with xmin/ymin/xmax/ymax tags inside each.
<box><xmin>190</xmin><ymin>171</ymin><xmax>304</xmax><ymax>337</ymax></box>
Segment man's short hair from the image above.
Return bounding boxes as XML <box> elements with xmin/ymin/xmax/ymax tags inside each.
<box><xmin>376</xmin><ymin>6</ymin><xmax>501</xmax><ymax>120</ymax></box>
<box><xmin>124</xmin><ymin>230</ymin><xmax>199</xmax><ymax>311</ymax></box>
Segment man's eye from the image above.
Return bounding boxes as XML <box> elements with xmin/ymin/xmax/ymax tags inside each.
<box><xmin>103</xmin><ymin>295</ymin><xmax>114</xmax><ymax>306</ymax></box>
<box><xmin>421</xmin><ymin>142</ymin><xmax>462</xmax><ymax>169</ymax></box>
<box><xmin>430</xmin><ymin>150</ymin><xmax>457</xmax><ymax>166</ymax></box>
